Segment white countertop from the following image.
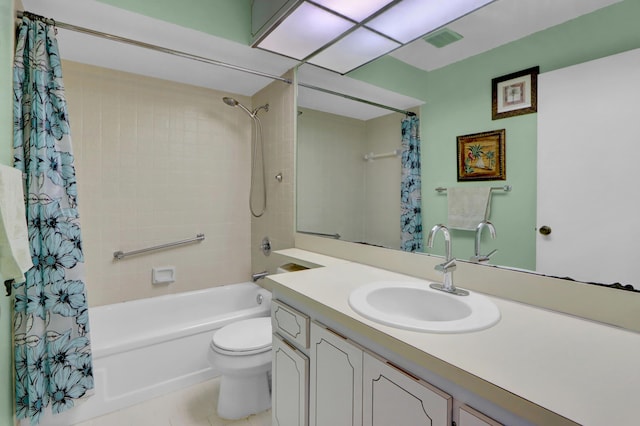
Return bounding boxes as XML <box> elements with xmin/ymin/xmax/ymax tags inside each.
<box><xmin>268</xmin><ymin>252</ymin><xmax>640</xmax><ymax>426</ymax></box>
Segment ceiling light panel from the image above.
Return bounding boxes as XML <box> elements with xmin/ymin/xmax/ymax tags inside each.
<box><xmin>308</xmin><ymin>27</ymin><xmax>400</xmax><ymax>74</ymax></box>
<box><xmin>311</xmin><ymin>0</ymin><xmax>395</xmax><ymax>21</ymax></box>
<box><xmin>257</xmin><ymin>2</ymin><xmax>354</xmax><ymax>60</ymax></box>
<box><xmin>367</xmin><ymin>0</ymin><xmax>494</xmax><ymax>44</ymax></box>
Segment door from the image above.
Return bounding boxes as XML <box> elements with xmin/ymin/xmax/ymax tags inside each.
<box><xmin>537</xmin><ymin>48</ymin><xmax>640</xmax><ymax>286</ymax></box>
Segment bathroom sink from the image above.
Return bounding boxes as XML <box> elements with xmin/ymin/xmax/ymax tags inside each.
<box><xmin>348</xmin><ymin>281</ymin><xmax>500</xmax><ymax>333</ymax></box>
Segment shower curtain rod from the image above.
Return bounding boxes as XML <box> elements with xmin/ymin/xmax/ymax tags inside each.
<box><xmin>15</xmin><ymin>10</ymin><xmax>292</xmax><ymax>84</ymax></box>
<box><xmin>298</xmin><ymin>82</ymin><xmax>417</xmax><ymax>116</ymax></box>
<box><xmin>15</xmin><ymin>10</ymin><xmax>416</xmax><ymax>117</ymax></box>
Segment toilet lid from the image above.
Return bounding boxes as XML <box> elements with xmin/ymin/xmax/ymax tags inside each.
<box><xmin>212</xmin><ymin>317</ymin><xmax>272</xmax><ymax>353</ymax></box>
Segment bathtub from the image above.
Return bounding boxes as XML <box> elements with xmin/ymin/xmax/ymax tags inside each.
<box><xmin>42</xmin><ymin>282</ymin><xmax>271</xmax><ymax>426</ymax></box>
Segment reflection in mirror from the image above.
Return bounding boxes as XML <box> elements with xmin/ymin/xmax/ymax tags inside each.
<box><xmin>296</xmin><ymin>1</ymin><xmax>640</xmax><ymax>292</ymax></box>
<box><xmin>297</xmin><ymin>85</ymin><xmax>419</xmax><ymax>249</ymax></box>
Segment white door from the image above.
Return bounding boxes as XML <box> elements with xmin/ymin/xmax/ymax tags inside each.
<box><xmin>362</xmin><ymin>352</ymin><xmax>451</xmax><ymax>426</ymax></box>
<box><xmin>537</xmin><ymin>48</ymin><xmax>640</xmax><ymax>286</ymax></box>
<box><xmin>310</xmin><ymin>322</ymin><xmax>363</xmax><ymax>426</ymax></box>
<box><xmin>272</xmin><ymin>334</ymin><xmax>309</xmax><ymax>426</ymax></box>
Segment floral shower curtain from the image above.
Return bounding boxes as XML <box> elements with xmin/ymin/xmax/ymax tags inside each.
<box><xmin>13</xmin><ymin>15</ymin><xmax>93</xmax><ymax>425</ymax></box>
<box><xmin>400</xmin><ymin>115</ymin><xmax>423</xmax><ymax>252</ymax></box>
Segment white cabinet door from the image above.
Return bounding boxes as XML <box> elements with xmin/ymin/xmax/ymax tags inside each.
<box><xmin>310</xmin><ymin>322</ymin><xmax>363</xmax><ymax>426</ymax></box>
<box><xmin>272</xmin><ymin>334</ymin><xmax>309</xmax><ymax>426</ymax></box>
<box><xmin>458</xmin><ymin>404</ymin><xmax>502</xmax><ymax>426</ymax></box>
<box><xmin>363</xmin><ymin>352</ymin><xmax>452</xmax><ymax>426</ymax></box>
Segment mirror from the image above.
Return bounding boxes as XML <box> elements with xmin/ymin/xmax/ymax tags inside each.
<box><xmin>297</xmin><ymin>104</ymin><xmax>408</xmax><ymax>248</ymax></box>
<box><xmin>296</xmin><ymin>0</ymin><xmax>640</xmax><ymax>292</ymax></box>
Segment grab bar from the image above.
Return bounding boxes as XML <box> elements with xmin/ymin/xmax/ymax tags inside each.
<box><xmin>298</xmin><ymin>230</ymin><xmax>341</xmax><ymax>239</ymax></box>
<box><xmin>113</xmin><ymin>233</ymin><xmax>205</xmax><ymax>260</ymax></box>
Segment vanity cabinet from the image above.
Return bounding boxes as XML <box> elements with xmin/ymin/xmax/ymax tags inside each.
<box><xmin>363</xmin><ymin>352</ymin><xmax>452</xmax><ymax>426</ymax></box>
<box><xmin>271</xmin><ymin>299</ymin><xmax>502</xmax><ymax>426</ymax></box>
<box><xmin>310</xmin><ymin>321</ymin><xmax>363</xmax><ymax>426</ymax></box>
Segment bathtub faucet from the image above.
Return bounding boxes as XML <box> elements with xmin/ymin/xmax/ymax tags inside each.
<box><xmin>252</xmin><ymin>271</ymin><xmax>269</xmax><ymax>282</ymax></box>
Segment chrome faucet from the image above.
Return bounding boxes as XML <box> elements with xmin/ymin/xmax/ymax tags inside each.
<box><xmin>470</xmin><ymin>220</ymin><xmax>497</xmax><ymax>264</ymax></box>
<box><xmin>251</xmin><ymin>271</ymin><xmax>269</xmax><ymax>282</ymax></box>
<box><xmin>426</xmin><ymin>224</ymin><xmax>468</xmax><ymax>296</ymax></box>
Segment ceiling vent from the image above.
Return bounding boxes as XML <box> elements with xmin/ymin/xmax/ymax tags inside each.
<box><xmin>423</xmin><ymin>28</ymin><xmax>464</xmax><ymax>48</ymax></box>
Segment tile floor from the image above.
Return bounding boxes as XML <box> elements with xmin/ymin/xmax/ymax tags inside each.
<box><xmin>74</xmin><ymin>378</ymin><xmax>271</xmax><ymax>426</ymax></box>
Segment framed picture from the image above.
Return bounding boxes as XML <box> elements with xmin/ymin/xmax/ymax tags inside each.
<box><xmin>457</xmin><ymin>129</ymin><xmax>506</xmax><ymax>181</ymax></box>
<box><xmin>492</xmin><ymin>66</ymin><xmax>539</xmax><ymax>120</ymax></box>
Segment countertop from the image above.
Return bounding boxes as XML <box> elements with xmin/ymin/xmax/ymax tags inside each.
<box><xmin>267</xmin><ymin>249</ymin><xmax>640</xmax><ymax>426</ymax></box>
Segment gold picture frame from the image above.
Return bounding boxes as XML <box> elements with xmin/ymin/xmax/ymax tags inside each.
<box><xmin>491</xmin><ymin>66</ymin><xmax>539</xmax><ymax>120</ymax></box>
<box><xmin>457</xmin><ymin>129</ymin><xmax>506</xmax><ymax>181</ymax></box>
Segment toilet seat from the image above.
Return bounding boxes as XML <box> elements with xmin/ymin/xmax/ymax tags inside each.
<box><xmin>212</xmin><ymin>317</ymin><xmax>272</xmax><ymax>355</ymax></box>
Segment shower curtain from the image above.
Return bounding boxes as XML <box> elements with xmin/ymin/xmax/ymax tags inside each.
<box><xmin>400</xmin><ymin>115</ymin><xmax>423</xmax><ymax>252</ymax></box>
<box><xmin>13</xmin><ymin>15</ymin><xmax>93</xmax><ymax>425</ymax></box>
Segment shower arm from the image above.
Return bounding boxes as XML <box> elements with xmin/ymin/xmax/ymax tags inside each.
<box><xmin>252</xmin><ymin>104</ymin><xmax>269</xmax><ymax>116</ymax></box>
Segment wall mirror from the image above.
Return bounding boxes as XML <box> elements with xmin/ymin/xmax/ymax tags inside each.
<box><xmin>296</xmin><ymin>69</ymin><xmax>422</xmax><ymax>250</ymax></box>
<box><xmin>295</xmin><ymin>0</ymin><xmax>640</xmax><ymax>293</ymax></box>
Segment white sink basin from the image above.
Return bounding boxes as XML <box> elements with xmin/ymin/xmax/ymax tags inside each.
<box><xmin>348</xmin><ymin>281</ymin><xmax>500</xmax><ymax>333</ymax></box>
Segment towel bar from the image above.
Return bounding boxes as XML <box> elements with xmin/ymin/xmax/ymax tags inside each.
<box><xmin>435</xmin><ymin>185</ymin><xmax>512</xmax><ymax>193</ymax></box>
<box><xmin>363</xmin><ymin>149</ymin><xmax>402</xmax><ymax>161</ymax></box>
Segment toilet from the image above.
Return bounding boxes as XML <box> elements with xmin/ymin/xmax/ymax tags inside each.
<box><xmin>208</xmin><ymin>316</ymin><xmax>273</xmax><ymax>419</ymax></box>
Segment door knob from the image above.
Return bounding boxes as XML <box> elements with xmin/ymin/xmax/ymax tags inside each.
<box><xmin>539</xmin><ymin>226</ymin><xmax>552</xmax><ymax>235</ymax></box>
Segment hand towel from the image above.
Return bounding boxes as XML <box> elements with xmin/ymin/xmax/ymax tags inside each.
<box><xmin>0</xmin><ymin>165</ymin><xmax>32</xmax><ymax>282</ymax></box>
<box><xmin>447</xmin><ymin>187</ymin><xmax>492</xmax><ymax>231</ymax></box>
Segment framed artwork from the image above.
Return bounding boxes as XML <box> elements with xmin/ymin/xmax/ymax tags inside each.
<box><xmin>457</xmin><ymin>129</ymin><xmax>506</xmax><ymax>181</ymax></box>
<box><xmin>491</xmin><ymin>66</ymin><xmax>539</xmax><ymax>120</ymax></box>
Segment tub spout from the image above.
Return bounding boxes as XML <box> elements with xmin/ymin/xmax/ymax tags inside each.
<box><xmin>252</xmin><ymin>271</ymin><xmax>269</xmax><ymax>282</ymax></box>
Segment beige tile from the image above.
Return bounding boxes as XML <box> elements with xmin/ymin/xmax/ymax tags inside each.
<box><xmin>62</xmin><ymin>60</ymin><xmax>259</xmax><ymax>307</ymax></box>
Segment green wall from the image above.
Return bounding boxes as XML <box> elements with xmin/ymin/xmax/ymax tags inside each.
<box><xmin>96</xmin><ymin>0</ymin><xmax>252</xmax><ymax>44</ymax></box>
<box><xmin>0</xmin><ymin>0</ymin><xmax>15</xmax><ymax>422</ymax></box>
<box><xmin>351</xmin><ymin>0</ymin><xmax>640</xmax><ymax>268</ymax></box>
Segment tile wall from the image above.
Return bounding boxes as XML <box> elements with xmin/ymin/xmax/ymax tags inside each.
<box><xmin>250</xmin><ymin>71</ymin><xmax>296</xmax><ymax>275</ymax></box>
<box><xmin>64</xmin><ymin>61</ymin><xmax>255</xmax><ymax>307</ymax></box>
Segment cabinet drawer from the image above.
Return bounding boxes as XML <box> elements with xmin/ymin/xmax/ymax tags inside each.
<box><xmin>272</xmin><ymin>299</ymin><xmax>310</xmax><ymax>349</ymax></box>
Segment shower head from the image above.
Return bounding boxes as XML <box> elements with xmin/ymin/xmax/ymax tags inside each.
<box><xmin>222</xmin><ymin>96</ymin><xmax>254</xmax><ymax>118</ymax></box>
<box><xmin>222</xmin><ymin>97</ymin><xmax>238</xmax><ymax>107</ymax></box>
<box><xmin>222</xmin><ymin>97</ymin><xmax>269</xmax><ymax>118</ymax></box>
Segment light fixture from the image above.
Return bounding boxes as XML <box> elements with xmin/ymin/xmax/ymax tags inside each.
<box><xmin>255</xmin><ymin>2</ymin><xmax>355</xmax><ymax>61</ymax></box>
<box><xmin>252</xmin><ymin>0</ymin><xmax>494</xmax><ymax>74</ymax></box>
<box><xmin>308</xmin><ymin>28</ymin><xmax>401</xmax><ymax>74</ymax></box>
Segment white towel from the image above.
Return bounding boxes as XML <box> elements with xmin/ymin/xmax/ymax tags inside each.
<box><xmin>447</xmin><ymin>187</ymin><xmax>492</xmax><ymax>231</ymax></box>
<box><xmin>0</xmin><ymin>165</ymin><xmax>32</xmax><ymax>283</ymax></box>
